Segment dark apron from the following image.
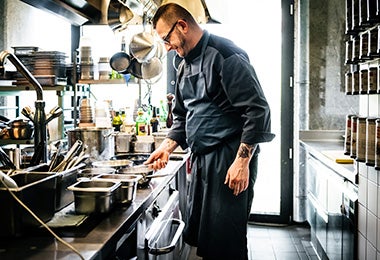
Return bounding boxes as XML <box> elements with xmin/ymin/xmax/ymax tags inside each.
<box><xmin>181</xmin><ymin>32</ymin><xmax>258</xmax><ymax>260</ymax></box>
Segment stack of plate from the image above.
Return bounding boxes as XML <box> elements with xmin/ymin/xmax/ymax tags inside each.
<box><xmin>79</xmin><ymin>98</ymin><xmax>94</xmax><ymax>124</ymax></box>
<box><xmin>80</xmin><ymin>46</ymin><xmax>94</xmax><ymax>80</ymax></box>
<box><xmin>33</xmin><ymin>51</ymin><xmax>67</xmax><ymax>86</ymax></box>
<box><xmin>12</xmin><ymin>49</ymin><xmax>68</xmax><ymax>86</ymax></box>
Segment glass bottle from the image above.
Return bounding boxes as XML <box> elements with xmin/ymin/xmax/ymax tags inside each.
<box><xmin>135</xmin><ymin>108</ymin><xmax>147</xmax><ymax>136</ymax></box>
<box><xmin>150</xmin><ymin>106</ymin><xmax>159</xmax><ymax>133</ymax></box>
<box><xmin>112</xmin><ymin>111</ymin><xmax>123</xmax><ymax>131</ymax></box>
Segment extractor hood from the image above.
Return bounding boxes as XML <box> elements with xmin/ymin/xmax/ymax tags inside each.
<box><xmin>20</xmin><ymin>0</ymin><xmax>219</xmax><ymax>27</ymax></box>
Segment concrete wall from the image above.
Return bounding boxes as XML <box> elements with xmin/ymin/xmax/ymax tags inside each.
<box><xmin>305</xmin><ymin>0</ymin><xmax>359</xmax><ymax>130</ymax></box>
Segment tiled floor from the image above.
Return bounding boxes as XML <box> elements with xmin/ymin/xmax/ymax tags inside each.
<box><xmin>187</xmin><ymin>222</ymin><xmax>317</xmax><ymax>260</ymax></box>
<box><xmin>247</xmin><ymin>222</ymin><xmax>317</xmax><ymax>260</ymax></box>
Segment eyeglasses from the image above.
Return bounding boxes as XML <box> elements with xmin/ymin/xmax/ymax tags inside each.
<box><xmin>162</xmin><ymin>21</ymin><xmax>179</xmax><ymax>45</ymax></box>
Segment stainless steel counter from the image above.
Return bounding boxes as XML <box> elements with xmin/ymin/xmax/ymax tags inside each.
<box><xmin>299</xmin><ymin>132</ymin><xmax>356</xmax><ymax>183</ymax></box>
<box><xmin>0</xmin><ymin>155</ymin><xmax>189</xmax><ymax>259</ymax></box>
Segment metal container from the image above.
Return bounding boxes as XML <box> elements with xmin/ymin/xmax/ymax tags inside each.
<box><xmin>26</xmin><ymin>163</ymin><xmax>85</xmax><ymax>211</ymax></box>
<box><xmin>92</xmin><ymin>159</ymin><xmax>133</xmax><ymax>169</ymax></box>
<box><xmin>66</xmin><ymin>127</ymin><xmax>115</xmax><ymax>160</ymax></box>
<box><xmin>68</xmin><ymin>180</ymin><xmax>120</xmax><ymax>215</ymax></box>
<box><xmin>115</xmin><ymin>132</ymin><xmax>133</xmax><ymax>153</ymax></box>
<box><xmin>117</xmin><ymin>165</ymin><xmax>154</xmax><ymax>186</ymax></box>
<box><xmin>94</xmin><ymin>174</ymin><xmax>142</xmax><ymax>204</ymax></box>
<box><xmin>0</xmin><ymin>172</ymin><xmax>57</xmax><ymax>237</ymax></box>
<box><xmin>7</xmin><ymin>119</ymin><xmax>34</xmax><ymax>140</ymax></box>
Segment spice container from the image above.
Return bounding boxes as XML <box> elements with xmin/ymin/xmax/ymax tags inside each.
<box><xmin>345</xmin><ymin>72</ymin><xmax>353</xmax><ymax>94</ymax></box>
<box><xmin>359</xmin><ymin>31</ymin><xmax>369</xmax><ymax>60</ymax></box>
<box><xmin>344</xmin><ymin>114</ymin><xmax>355</xmax><ymax>155</ymax></box>
<box><xmin>375</xmin><ymin>119</ymin><xmax>380</xmax><ymax>170</ymax></box>
<box><xmin>352</xmin><ymin>70</ymin><xmax>360</xmax><ymax>94</ymax></box>
<box><xmin>366</xmin><ymin>117</ymin><xmax>376</xmax><ymax>166</ymax></box>
<box><xmin>359</xmin><ymin>68</ymin><xmax>368</xmax><ymax>94</ymax></box>
<box><xmin>350</xmin><ymin>115</ymin><xmax>358</xmax><ymax>158</ymax></box>
<box><xmin>356</xmin><ymin>116</ymin><xmax>367</xmax><ymax>162</ymax></box>
<box><xmin>368</xmin><ymin>67</ymin><xmax>378</xmax><ymax>94</ymax></box>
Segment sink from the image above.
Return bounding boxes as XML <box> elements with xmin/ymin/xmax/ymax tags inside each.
<box><xmin>0</xmin><ymin>172</ymin><xmax>57</xmax><ymax>237</ymax></box>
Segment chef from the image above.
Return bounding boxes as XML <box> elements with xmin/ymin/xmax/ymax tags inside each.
<box><xmin>145</xmin><ymin>3</ymin><xmax>275</xmax><ymax>259</ymax></box>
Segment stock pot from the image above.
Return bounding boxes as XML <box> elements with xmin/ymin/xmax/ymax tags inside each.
<box><xmin>66</xmin><ymin>127</ymin><xmax>115</xmax><ymax>160</ymax></box>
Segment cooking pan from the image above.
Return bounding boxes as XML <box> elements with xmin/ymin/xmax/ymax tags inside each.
<box><xmin>110</xmin><ymin>52</ymin><xmax>131</xmax><ymax>74</ymax></box>
<box><xmin>127</xmin><ymin>58</ymin><xmax>143</xmax><ymax>79</ymax></box>
<box><xmin>92</xmin><ymin>159</ymin><xmax>133</xmax><ymax>170</ymax></box>
<box><xmin>117</xmin><ymin>165</ymin><xmax>171</xmax><ymax>187</ymax></box>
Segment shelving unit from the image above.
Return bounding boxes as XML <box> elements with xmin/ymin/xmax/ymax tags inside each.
<box><xmin>0</xmin><ymin>84</ymin><xmax>76</xmax><ymax>145</ymax></box>
<box><xmin>343</xmin><ymin>1</ymin><xmax>380</xmax><ymax>259</ymax></box>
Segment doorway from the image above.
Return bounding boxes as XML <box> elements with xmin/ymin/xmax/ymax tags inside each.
<box><xmin>204</xmin><ymin>0</ymin><xmax>294</xmax><ymax>224</ymax></box>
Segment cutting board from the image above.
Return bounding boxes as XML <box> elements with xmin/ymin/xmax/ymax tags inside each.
<box><xmin>321</xmin><ymin>150</ymin><xmax>354</xmax><ymax>164</ymax></box>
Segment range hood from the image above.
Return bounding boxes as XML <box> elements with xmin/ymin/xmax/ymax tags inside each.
<box><xmin>20</xmin><ymin>0</ymin><xmax>219</xmax><ymax>28</ymax></box>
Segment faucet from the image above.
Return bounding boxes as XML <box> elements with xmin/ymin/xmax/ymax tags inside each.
<box><xmin>0</xmin><ymin>50</ymin><xmax>49</xmax><ymax>163</ymax></box>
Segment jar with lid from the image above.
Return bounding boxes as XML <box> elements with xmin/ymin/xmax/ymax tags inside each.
<box><xmin>359</xmin><ymin>69</ymin><xmax>368</xmax><ymax>94</ymax></box>
<box><xmin>368</xmin><ymin>67</ymin><xmax>378</xmax><ymax>94</ymax></box>
<box><xmin>344</xmin><ymin>114</ymin><xmax>355</xmax><ymax>155</ymax></box>
<box><xmin>98</xmin><ymin>57</ymin><xmax>111</xmax><ymax>80</ymax></box>
<box><xmin>352</xmin><ymin>70</ymin><xmax>360</xmax><ymax>94</ymax></box>
<box><xmin>356</xmin><ymin>116</ymin><xmax>367</xmax><ymax>162</ymax></box>
<box><xmin>345</xmin><ymin>72</ymin><xmax>353</xmax><ymax>95</ymax></box>
<box><xmin>350</xmin><ymin>115</ymin><xmax>358</xmax><ymax>158</ymax></box>
<box><xmin>368</xmin><ymin>27</ymin><xmax>379</xmax><ymax>58</ymax></box>
<box><xmin>359</xmin><ymin>31</ymin><xmax>369</xmax><ymax>60</ymax></box>
<box><xmin>366</xmin><ymin>117</ymin><xmax>376</xmax><ymax>166</ymax></box>
<box><xmin>375</xmin><ymin>119</ymin><xmax>380</xmax><ymax>170</ymax></box>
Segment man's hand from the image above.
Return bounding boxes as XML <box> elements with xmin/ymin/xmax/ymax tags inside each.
<box><xmin>224</xmin><ymin>143</ymin><xmax>257</xmax><ymax>196</ymax></box>
<box><xmin>144</xmin><ymin>138</ymin><xmax>178</xmax><ymax>170</ymax></box>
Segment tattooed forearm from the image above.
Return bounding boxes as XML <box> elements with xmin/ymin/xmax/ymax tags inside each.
<box><xmin>237</xmin><ymin>143</ymin><xmax>257</xmax><ymax>159</ymax></box>
<box><xmin>161</xmin><ymin>138</ymin><xmax>178</xmax><ymax>153</ymax></box>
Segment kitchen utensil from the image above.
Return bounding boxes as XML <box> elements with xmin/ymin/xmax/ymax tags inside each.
<box><xmin>117</xmin><ymin>165</ymin><xmax>171</xmax><ymax>186</ymax></box>
<box><xmin>127</xmin><ymin>58</ymin><xmax>143</xmax><ymax>78</ymax></box>
<box><xmin>107</xmin><ymin>0</ymin><xmax>134</xmax><ymax>32</ymax></box>
<box><xmin>0</xmin><ymin>146</ymin><xmax>16</xmax><ymax>170</ymax></box>
<box><xmin>129</xmin><ymin>32</ymin><xmax>157</xmax><ymax>63</ymax></box>
<box><xmin>51</xmin><ymin>140</ymin><xmax>83</xmax><ymax>172</ymax></box>
<box><xmin>141</xmin><ymin>57</ymin><xmax>163</xmax><ymax>82</ymax></box>
<box><xmin>92</xmin><ymin>159</ymin><xmax>133</xmax><ymax>169</ymax></box>
<box><xmin>94</xmin><ymin>173</ymin><xmax>142</xmax><ymax>204</ymax></box>
<box><xmin>68</xmin><ymin>180</ymin><xmax>121</xmax><ymax>215</ymax></box>
<box><xmin>66</xmin><ymin>127</ymin><xmax>115</xmax><ymax>161</ymax></box>
<box><xmin>110</xmin><ymin>52</ymin><xmax>131</xmax><ymax>74</ymax></box>
<box><xmin>6</xmin><ymin>119</ymin><xmax>34</xmax><ymax>140</ymax></box>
